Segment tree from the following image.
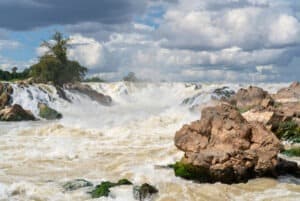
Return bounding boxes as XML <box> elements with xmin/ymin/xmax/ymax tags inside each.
<box><xmin>123</xmin><ymin>72</ymin><xmax>138</xmax><ymax>82</ymax></box>
<box><xmin>30</xmin><ymin>32</ymin><xmax>87</xmax><ymax>86</ymax></box>
<box><xmin>12</xmin><ymin>67</ymin><xmax>17</xmax><ymax>74</ymax></box>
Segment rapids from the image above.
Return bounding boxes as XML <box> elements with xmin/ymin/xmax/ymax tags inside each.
<box><xmin>0</xmin><ymin>82</ymin><xmax>299</xmax><ymax>201</ymax></box>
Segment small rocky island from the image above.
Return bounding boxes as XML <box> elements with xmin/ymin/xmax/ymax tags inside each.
<box><xmin>173</xmin><ymin>82</ymin><xmax>300</xmax><ymax>184</ymax></box>
<box><xmin>0</xmin><ymin>81</ymin><xmax>112</xmax><ymax>121</ymax></box>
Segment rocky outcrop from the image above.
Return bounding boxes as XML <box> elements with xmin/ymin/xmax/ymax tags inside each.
<box><xmin>0</xmin><ymin>104</ymin><xmax>35</xmax><ymax>121</ymax></box>
<box><xmin>133</xmin><ymin>183</ymin><xmax>158</xmax><ymax>201</ymax></box>
<box><xmin>174</xmin><ymin>104</ymin><xmax>300</xmax><ymax>184</ymax></box>
<box><xmin>38</xmin><ymin>103</ymin><xmax>62</xmax><ymax>120</ymax></box>
<box><xmin>64</xmin><ymin>83</ymin><xmax>112</xmax><ymax>106</ymax></box>
<box><xmin>273</xmin><ymin>81</ymin><xmax>300</xmax><ymax>102</ymax></box>
<box><xmin>229</xmin><ymin>86</ymin><xmax>274</xmax><ymax>110</ymax></box>
<box><xmin>0</xmin><ymin>82</ymin><xmax>13</xmax><ymax>109</ymax></box>
<box><xmin>212</xmin><ymin>86</ymin><xmax>235</xmax><ymax>100</ymax></box>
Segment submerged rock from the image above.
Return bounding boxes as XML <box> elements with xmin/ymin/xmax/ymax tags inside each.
<box><xmin>38</xmin><ymin>103</ymin><xmax>62</xmax><ymax>120</ymax></box>
<box><xmin>0</xmin><ymin>104</ymin><xmax>35</xmax><ymax>121</ymax></box>
<box><xmin>63</xmin><ymin>179</ymin><xmax>93</xmax><ymax>191</ymax></box>
<box><xmin>174</xmin><ymin>104</ymin><xmax>300</xmax><ymax>184</ymax></box>
<box><xmin>89</xmin><ymin>179</ymin><xmax>132</xmax><ymax>198</ymax></box>
<box><xmin>64</xmin><ymin>83</ymin><xmax>112</xmax><ymax>106</ymax></box>
<box><xmin>133</xmin><ymin>183</ymin><xmax>158</xmax><ymax>201</ymax></box>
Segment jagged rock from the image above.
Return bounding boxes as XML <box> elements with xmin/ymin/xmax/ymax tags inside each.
<box><xmin>0</xmin><ymin>104</ymin><xmax>35</xmax><ymax>121</ymax></box>
<box><xmin>38</xmin><ymin>103</ymin><xmax>62</xmax><ymax>120</ymax></box>
<box><xmin>133</xmin><ymin>183</ymin><xmax>158</xmax><ymax>201</ymax></box>
<box><xmin>212</xmin><ymin>86</ymin><xmax>235</xmax><ymax>100</ymax></box>
<box><xmin>63</xmin><ymin>179</ymin><xmax>93</xmax><ymax>191</ymax></box>
<box><xmin>0</xmin><ymin>82</ymin><xmax>13</xmax><ymax>109</ymax></box>
<box><xmin>242</xmin><ymin>109</ymin><xmax>288</xmax><ymax>131</ymax></box>
<box><xmin>64</xmin><ymin>83</ymin><xmax>112</xmax><ymax>106</ymax></box>
<box><xmin>229</xmin><ymin>86</ymin><xmax>274</xmax><ymax>110</ymax></box>
<box><xmin>174</xmin><ymin>104</ymin><xmax>299</xmax><ymax>184</ymax></box>
<box><xmin>274</xmin><ymin>81</ymin><xmax>300</xmax><ymax>102</ymax></box>
<box><xmin>55</xmin><ymin>86</ymin><xmax>72</xmax><ymax>102</ymax></box>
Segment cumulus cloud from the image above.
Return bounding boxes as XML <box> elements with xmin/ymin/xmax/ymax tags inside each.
<box><xmin>2</xmin><ymin>0</ymin><xmax>300</xmax><ymax>82</ymax></box>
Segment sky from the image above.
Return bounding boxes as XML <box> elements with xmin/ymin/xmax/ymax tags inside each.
<box><xmin>0</xmin><ymin>0</ymin><xmax>299</xmax><ymax>82</ymax></box>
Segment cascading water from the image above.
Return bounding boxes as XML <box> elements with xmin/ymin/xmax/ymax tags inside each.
<box><xmin>0</xmin><ymin>82</ymin><xmax>299</xmax><ymax>201</ymax></box>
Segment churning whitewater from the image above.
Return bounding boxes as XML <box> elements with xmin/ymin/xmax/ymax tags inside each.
<box><xmin>0</xmin><ymin>82</ymin><xmax>300</xmax><ymax>201</ymax></box>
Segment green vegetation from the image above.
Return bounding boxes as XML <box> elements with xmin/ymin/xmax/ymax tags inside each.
<box><xmin>30</xmin><ymin>32</ymin><xmax>87</xmax><ymax>86</ymax></box>
<box><xmin>83</xmin><ymin>76</ymin><xmax>106</xmax><ymax>82</ymax></box>
<box><xmin>282</xmin><ymin>148</ymin><xmax>300</xmax><ymax>157</ymax></box>
<box><xmin>171</xmin><ymin>161</ymin><xmax>210</xmax><ymax>181</ymax></box>
<box><xmin>0</xmin><ymin>68</ymin><xmax>30</xmax><ymax>81</ymax></box>
<box><xmin>89</xmin><ymin>179</ymin><xmax>132</xmax><ymax>198</ymax></box>
<box><xmin>275</xmin><ymin>121</ymin><xmax>300</xmax><ymax>143</ymax></box>
<box><xmin>123</xmin><ymin>72</ymin><xmax>139</xmax><ymax>82</ymax></box>
<box><xmin>1</xmin><ymin>32</ymin><xmax>87</xmax><ymax>85</ymax></box>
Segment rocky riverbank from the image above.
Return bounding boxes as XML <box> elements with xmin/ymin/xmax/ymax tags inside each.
<box><xmin>0</xmin><ymin>81</ymin><xmax>112</xmax><ymax>121</ymax></box>
<box><xmin>173</xmin><ymin>82</ymin><xmax>300</xmax><ymax>184</ymax></box>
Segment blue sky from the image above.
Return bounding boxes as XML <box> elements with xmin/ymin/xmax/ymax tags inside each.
<box><xmin>0</xmin><ymin>0</ymin><xmax>300</xmax><ymax>82</ymax></box>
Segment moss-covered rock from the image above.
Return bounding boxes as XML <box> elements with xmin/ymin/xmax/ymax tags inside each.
<box><xmin>133</xmin><ymin>183</ymin><xmax>158</xmax><ymax>201</ymax></box>
<box><xmin>171</xmin><ymin>162</ymin><xmax>211</xmax><ymax>182</ymax></box>
<box><xmin>38</xmin><ymin>103</ymin><xmax>62</xmax><ymax>120</ymax></box>
<box><xmin>89</xmin><ymin>179</ymin><xmax>132</xmax><ymax>198</ymax></box>
<box><xmin>275</xmin><ymin>121</ymin><xmax>300</xmax><ymax>143</ymax></box>
<box><xmin>62</xmin><ymin>179</ymin><xmax>93</xmax><ymax>191</ymax></box>
<box><xmin>282</xmin><ymin>148</ymin><xmax>300</xmax><ymax>157</ymax></box>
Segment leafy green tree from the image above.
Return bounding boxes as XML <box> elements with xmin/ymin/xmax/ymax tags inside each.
<box><xmin>123</xmin><ymin>72</ymin><xmax>138</xmax><ymax>82</ymax></box>
<box><xmin>30</xmin><ymin>32</ymin><xmax>87</xmax><ymax>86</ymax></box>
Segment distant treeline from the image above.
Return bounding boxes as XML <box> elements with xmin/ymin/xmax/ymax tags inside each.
<box><xmin>0</xmin><ymin>68</ymin><xmax>30</xmax><ymax>81</ymax></box>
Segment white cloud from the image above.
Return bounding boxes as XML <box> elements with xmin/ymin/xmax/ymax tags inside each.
<box><xmin>67</xmin><ymin>35</ymin><xmax>104</xmax><ymax>69</ymax></box>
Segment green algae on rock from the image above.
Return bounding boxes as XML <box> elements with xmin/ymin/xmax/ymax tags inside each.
<box><xmin>38</xmin><ymin>103</ymin><xmax>62</xmax><ymax>120</ymax></box>
<box><xmin>89</xmin><ymin>179</ymin><xmax>132</xmax><ymax>198</ymax></box>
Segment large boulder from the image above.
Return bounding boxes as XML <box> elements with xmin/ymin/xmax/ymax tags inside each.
<box><xmin>38</xmin><ymin>103</ymin><xmax>62</xmax><ymax>120</ymax></box>
<box><xmin>274</xmin><ymin>81</ymin><xmax>300</xmax><ymax>102</ymax></box>
<box><xmin>229</xmin><ymin>86</ymin><xmax>274</xmax><ymax>111</ymax></box>
<box><xmin>64</xmin><ymin>83</ymin><xmax>112</xmax><ymax>106</ymax></box>
<box><xmin>174</xmin><ymin>104</ymin><xmax>299</xmax><ymax>184</ymax></box>
<box><xmin>0</xmin><ymin>104</ymin><xmax>35</xmax><ymax>121</ymax></box>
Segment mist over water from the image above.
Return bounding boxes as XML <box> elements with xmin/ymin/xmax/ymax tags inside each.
<box><xmin>0</xmin><ymin>82</ymin><xmax>299</xmax><ymax>201</ymax></box>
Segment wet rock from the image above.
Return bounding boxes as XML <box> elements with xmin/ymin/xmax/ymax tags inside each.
<box><xmin>0</xmin><ymin>82</ymin><xmax>13</xmax><ymax>109</ymax></box>
<box><xmin>212</xmin><ymin>86</ymin><xmax>235</xmax><ymax>100</ymax></box>
<box><xmin>276</xmin><ymin>158</ymin><xmax>300</xmax><ymax>177</ymax></box>
<box><xmin>62</xmin><ymin>179</ymin><xmax>93</xmax><ymax>191</ymax></box>
<box><xmin>274</xmin><ymin>81</ymin><xmax>300</xmax><ymax>101</ymax></box>
<box><xmin>174</xmin><ymin>104</ymin><xmax>285</xmax><ymax>184</ymax></box>
<box><xmin>55</xmin><ymin>85</ymin><xmax>72</xmax><ymax>102</ymax></box>
<box><xmin>38</xmin><ymin>103</ymin><xmax>62</xmax><ymax>120</ymax></box>
<box><xmin>89</xmin><ymin>179</ymin><xmax>132</xmax><ymax>198</ymax></box>
<box><xmin>133</xmin><ymin>183</ymin><xmax>158</xmax><ymax>201</ymax></box>
<box><xmin>229</xmin><ymin>86</ymin><xmax>274</xmax><ymax>110</ymax></box>
<box><xmin>0</xmin><ymin>104</ymin><xmax>36</xmax><ymax>121</ymax></box>
<box><xmin>64</xmin><ymin>83</ymin><xmax>112</xmax><ymax>106</ymax></box>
